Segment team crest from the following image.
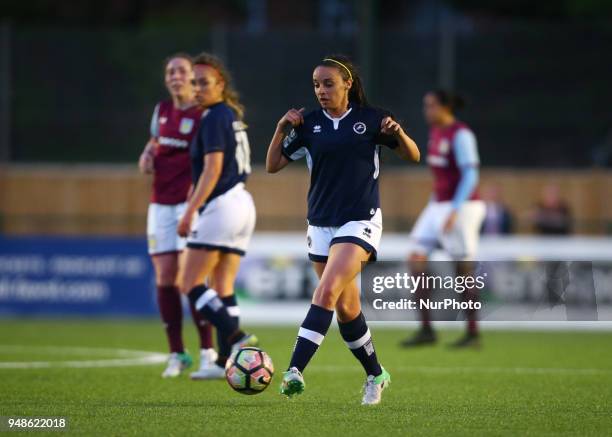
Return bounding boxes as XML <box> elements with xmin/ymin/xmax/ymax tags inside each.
<box><xmin>313</xmin><ymin>125</ymin><xmax>321</xmax><ymax>133</ymax></box>
<box><xmin>179</xmin><ymin>118</ymin><xmax>194</xmax><ymax>134</ymax></box>
<box><xmin>439</xmin><ymin>139</ymin><xmax>450</xmax><ymax>155</ymax></box>
<box><xmin>353</xmin><ymin>122</ymin><xmax>366</xmax><ymax>134</ymax></box>
<box><xmin>159</xmin><ymin>116</ymin><xmax>167</xmax><ymax>124</ymax></box>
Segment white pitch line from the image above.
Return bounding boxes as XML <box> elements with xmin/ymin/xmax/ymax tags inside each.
<box><xmin>0</xmin><ymin>345</ymin><xmax>167</xmax><ymax>369</ymax></box>
<box><xmin>309</xmin><ymin>365</ymin><xmax>612</xmax><ymax>376</ymax></box>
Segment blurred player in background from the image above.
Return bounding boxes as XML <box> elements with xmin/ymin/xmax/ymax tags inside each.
<box><xmin>177</xmin><ymin>52</ymin><xmax>257</xmax><ymax>380</ymax></box>
<box><xmin>138</xmin><ymin>53</ymin><xmax>216</xmax><ymax>379</ymax></box>
<box><xmin>401</xmin><ymin>90</ymin><xmax>485</xmax><ymax>348</ymax></box>
<box><xmin>266</xmin><ymin>55</ymin><xmax>420</xmax><ymax>404</ymax></box>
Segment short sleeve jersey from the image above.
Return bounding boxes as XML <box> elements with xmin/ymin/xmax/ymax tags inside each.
<box><xmin>149</xmin><ymin>100</ymin><xmax>203</xmax><ymax>204</ymax></box>
<box><xmin>281</xmin><ymin>105</ymin><xmax>398</xmax><ymax>227</ymax></box>
<box><xmin>190</xmin><ymin>102</ymin><xmax>250</xmax><ymax>205</ymax></box>
<box><xmin>426</xmin><ymin>120</ymin><xmax>480</xmax><ymax>202</ymax></box>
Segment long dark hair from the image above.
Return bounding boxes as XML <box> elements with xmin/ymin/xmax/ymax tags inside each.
<box><xmin>319</xmin><ymin>54</ymin><xmax>368</xmax><ymax>107</ymax></box>
<box><xmin>431</xmin><ymin>89</ymin><xmax>466</xmax><ymax>113</ymax></box>
<box><xmin>193</xmin><ymin>52</ymin><xmax>245</xmax><ymax>120</ymax></box>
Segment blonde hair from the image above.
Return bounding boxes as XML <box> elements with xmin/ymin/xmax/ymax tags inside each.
<box><xmin>193</xmin><ymin>52</ymin><xmax>245</xmax><ymax>120</ymax></box>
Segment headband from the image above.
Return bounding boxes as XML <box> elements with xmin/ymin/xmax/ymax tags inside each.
<box><xmin>322</xmin><ymin>58</ymin><xmax>353</xmax><ymax>81</ymax></box>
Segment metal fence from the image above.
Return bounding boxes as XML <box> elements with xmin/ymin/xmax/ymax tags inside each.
<box><xmin>1</xmin><ymin>21</ymin><xmax>611</xmax><ymax>167</ymax></box>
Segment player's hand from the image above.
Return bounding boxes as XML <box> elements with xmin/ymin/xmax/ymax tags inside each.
<box><xmin>138</xmin><ymin>151</ymin><xmax>154</xmax><ymax>174</ymax></box>
<box><xmin>177</xmin><ymin>210</ymin><xmax>194</xmax><ymax>238</ymax></box>
<box><xmin>138</xmin><ymin>140</ymin><xmax>157</xmax><ymax>174</ymax></box>
<box><xmin>443</xmin><ymin>210</ymin><xmax>458</xmax><ymax>233</ymax></box>
<box><xmin>278</xmin><ymin>108</ymin><xmax>305</xmax><ymax>129</ymax></box>
<box><xmin>381</xmin><ymin>116</ymin><xmax>403</xmax><ymax>137</ymax></box>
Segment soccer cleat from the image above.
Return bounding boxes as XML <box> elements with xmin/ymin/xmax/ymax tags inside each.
<box><xmin>161</xmin><ymin>351</ymin><xmax>193</xmax><ymax>378</ymax></box>
<box><xmin>448</xmin><ymin>332</ymin><xmax>481</xmax><ymax>349</ymax></box>
<box><xmin>190</xmin><ymin>348</ymin><xmax>221</xmax><ymax>380</ymax></box>
<box><xmin>231</xmin><ymin>333</ymin><xmax>259</xmax><ymax>354</ymax></box>
<box><xmin>190</xmin><ymin>363</ymin><xmax>226</xmax><ymax>380</ymax></box>
<box><xmin>399</xmin><ymin>327</ymin><xmax>437</xmax><ymax>347</ymax></box>
<box><xmin>280</xmin><ymin>367</ymin><xmax>305</xmax><ymax>398</ymax></box>
<box><xmin>361</xmin><ymin>367</ymin><xmax>391</xmax><ymax>405</ymax></box>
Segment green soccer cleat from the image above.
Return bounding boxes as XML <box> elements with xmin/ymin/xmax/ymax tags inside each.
<box><xmin>280</xmin><ymin>367</ymin><xmax>305</xmax><ymax>398</ymax></box>
<box><xmin>161</xmin><ymin>351</ymin><xmax>193</xmax><ymax>378</ymax></box>
<box><xmin>361</xmin><ymin>367</ymin><xmax>391</xmax><ymax>405</ymax></box>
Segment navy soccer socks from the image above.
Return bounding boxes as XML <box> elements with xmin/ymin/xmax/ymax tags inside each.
<box><xmin>288</xmin><ymin>304</ymin><xmax>334</xmax><ymax>372</ymax></box>
<box><xmin>187</xmin><ymin>285</ymin><xmax>245</xmax><ymax>357</ymax></box>
<box><xmin>216</xmin><ymin>295</ymin><xmax>241</xmax><ymax>366</ymax></box>
<box><xmin>338</xmin><ymin>312</ymin><xmax>382</xmax><ymax>377</ymax></box>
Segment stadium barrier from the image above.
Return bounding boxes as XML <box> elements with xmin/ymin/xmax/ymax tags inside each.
<box><xmin>1</xmin><ymin>234</ymin><xmax>611</xmax><ymax>321</ymax></box>
<box><xmin>1</xmin><ymin>165</ymin><xmax>611</xmax><ymax>235</ymax></box>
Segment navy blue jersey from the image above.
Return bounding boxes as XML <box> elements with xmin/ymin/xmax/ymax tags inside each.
<box><xmin>281</xmin><ymin>105</ymin><xmax>398</xmax><ymax>226</ymax></box>
<box><xmin>190</xmin><ymin>102</ymin><xmax>250</xmax><ymax>205</ymax></box>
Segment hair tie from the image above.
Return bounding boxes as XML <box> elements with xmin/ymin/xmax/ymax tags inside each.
<box><xmin>323</xmin><ymin>58</ymin><xmax>353</xmax><ymax>81</ymax></box>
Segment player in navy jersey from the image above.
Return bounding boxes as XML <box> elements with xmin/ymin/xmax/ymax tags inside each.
<box><xmin>401</xmin><ymin>90</ymin><xmax>485</xmax><ymax>349</ymax></box>
<box><xmin>176</xmin><ymin>53</ymin><xmax>257</xmax><ymax>379</ymax></box>
<box><xmin>266</xmin><ymin>55</ymin><xmax>420</xmax><ymax>404</ymax></box>
<box><xmin>138</xmin><ymin>53</ymin><xmax>215</xmax><ymax>379</ymax></box>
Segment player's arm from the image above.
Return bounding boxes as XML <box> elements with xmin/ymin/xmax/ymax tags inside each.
<box><xmin>138</xmin><ymin>137</ymin><xmax>157</xmax><ymax>174</ymax></box>
<box><xmin>177</xmin><ymin>152</ymin><xmax>223</xmax><ymax>237</ymax></box>
<box><xmin>139</xmin><ymin>104</ymin><xmax>161</xmax><ymax>174</ymax></box>
<box><xmin>266</xmin><ymin>108</ymin><xmax>305</xmax><ymax>173</ymax></box>
<box><xmin>380</xmin><ymin>117</ymin><xmax>420</xmax><ymax>162</ymax></box>
<box><xmin>443</xmin><ymin>129</ymin><xmax>480</xmax><ymax>232</ymax></box>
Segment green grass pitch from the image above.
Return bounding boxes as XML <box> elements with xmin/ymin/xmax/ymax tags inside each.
<box><xmin>1</xmin><ymin>320</ymin><xmax>611</xmax><ymax>436</ymax></box>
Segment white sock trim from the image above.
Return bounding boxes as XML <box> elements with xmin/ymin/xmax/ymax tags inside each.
<box><xmin>298</xmin><ymin>327</ymin><xmax>325</xmax><ymax>346</ymax></box>
<box><xmin>345</xmin><ymin>328</ymin><xmax>371</xmax><ymax>350</ymax></box>
<box><xmin>227</xmin><ymin>306</ymin><xmax>241</xmax><ymax>317</ymax></box>
<box><xmin>195</xmin><ymin>289</ymin><xmax>218</xmax><ymax>311</ymax></box>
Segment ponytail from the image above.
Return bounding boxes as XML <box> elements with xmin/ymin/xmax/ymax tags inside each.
<box><xmin>320</xmin><ymin>54</ymin><xmax>368</xmax><ymax>107</ymax></box>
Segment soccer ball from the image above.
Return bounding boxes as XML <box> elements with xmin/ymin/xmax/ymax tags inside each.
<box><xmin>225</xmin><ymin>347</ymin><xmax>274</xmax><ymax>395</ymax></box>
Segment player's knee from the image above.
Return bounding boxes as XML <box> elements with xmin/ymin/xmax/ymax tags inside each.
<box><xmin>312</xmin><ymin>283</ymin><xmax>339</xmax><ymax>310</ymax></box>
<box><xmin>176</xmin><ymin>271</ymin><xmax>192</xmax><ymax>295</ymax></box>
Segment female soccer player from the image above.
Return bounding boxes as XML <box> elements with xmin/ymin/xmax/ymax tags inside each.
<box><xmin>138</xmin><ymin>53</ymin><xmax>216</xmax><ymax>379</ymax></box>
<box><xmin>401</xmin><ymin>90</ymin><xmax>485</xmax><ymax>348</ymax></box>
<box><xmin>177</xmin><ymin>52</ymin><xmax>257</xmax><ymax>379</ymax></box>
<box><xmin>266</xmin><ymin>55</ymin><xmax>420</xmax><ymax>405</ymax></box>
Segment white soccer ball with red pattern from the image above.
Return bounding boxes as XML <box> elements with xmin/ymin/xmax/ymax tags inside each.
<box><xmin>225</xmin><ymin>347</ymin><xmax>274</xmax><ymax>395</ymax></box>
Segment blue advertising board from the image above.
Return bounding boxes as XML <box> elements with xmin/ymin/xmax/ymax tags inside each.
<box><xmin>0</xmin><ymin>236</ymin><xmax>157</xmax><ymax>316</ymax></box>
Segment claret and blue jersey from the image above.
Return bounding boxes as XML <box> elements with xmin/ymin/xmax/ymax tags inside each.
<box><xmin>281</xmin><ymin>105</ymin><xmax>399</xmax><ymax>227</ymax></box>
<box><xmin>190</xmin><ymin>102</ymin><xmax>251</xmax><ymax>206</ymax></box>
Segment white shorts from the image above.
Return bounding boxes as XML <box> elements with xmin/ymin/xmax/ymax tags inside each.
<box><xmin>186</xmin><ymin>183</ymin><xmax>256</xmax><ymax>256</ymax></box>
<box><xmin>307</xmin><ymin>209</ymin><xmax>383</xmax><ymax>262</ymax></box>
<box><xmin>147</xmin><ymin>202</ymin><xmax>187</xmax><ymax>256</ymax></box>
<box><xmin>410</xmin><ymin>200</ymin><xmax>485</xmax><ymax>260</ymax></box>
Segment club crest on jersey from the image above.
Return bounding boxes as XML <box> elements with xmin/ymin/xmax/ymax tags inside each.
<box><xmin>353</xmin><ymin>122</ymin><xmax>366</xmax><ymax>134</ymax></box>
<box><xmin>439</xmin><ymin>139</ymin><xmax>450</xmax><ymax>155</ymax></box>
<box><xmin>159</xmin><ymin>116</ymin><xmax>168</xmax><ymax>124</ymax></box>
<box><xmin>179</xmin><ymin>118</ymin><xmax>194</xmax><ymax>134</ymax></box>
<box><xmin>313</xmin><ymin>125</ymin><xmax>321</xmax><ymax>133</ymax></box>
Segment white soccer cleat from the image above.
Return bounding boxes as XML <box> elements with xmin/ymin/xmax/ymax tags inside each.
<box><xmin>189</xmin><ymin>363</ymin><xmax>226</xmax><ymax>380</ymax></box>
<box><xmin>361</xmin><ymin>367</ymin><xmax>391</xmax><ymax>405</ymax></box>
<box><xmin>190</xmin><ymin>348</ymin><xmax>222</xmax><ymax>380</ymax></box>
<box><xmin>161</xmin><ymin>352</ymin><xmax>192</xmax><ymax>378</ymax></box>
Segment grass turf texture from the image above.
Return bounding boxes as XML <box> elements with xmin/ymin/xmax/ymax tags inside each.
<box><xmin>1</xmin><ymin>320</ymin><xmax>611</xmax><ymax>436</ymax></box>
